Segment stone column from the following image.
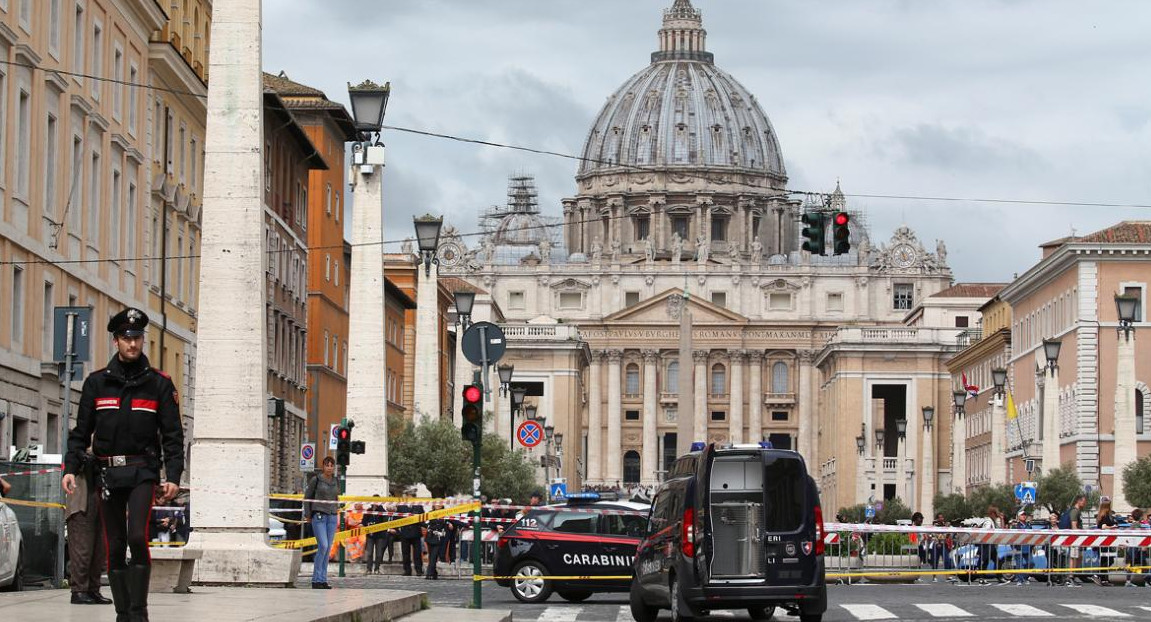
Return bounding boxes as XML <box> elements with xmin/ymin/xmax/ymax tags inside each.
<box><xmin>1041</xmin><ymin>367</ymin><xmax>1060</xmax><ymax>475</ymax></box>
<box><xmin>857</xmin><ymin>452</ymin><xmax>870</xmax><ymax>505</ymax></box>
<box><xmin>413</xmin><ymin>264</ymin><xmax>440</xmax><ymax>423</ymax></box>
<box><xmin>797</xmin><ymin>350</ymin><xmax>815</xmax><ymax>460</ymax></box>
<box><xmin>642</xmin><ymin>350</ymin><xmax>659</xmax><ymax>485</ymax></box>
<box><xmin>920</xmin><ymin>420</ymin><xmax>935</xmax><ymax>519</ymax></box>
<box><xmin>989</xmin><ymin>393</ymin><xmax>1007</xmax><ymax>486</ymax></box>
<box><xmin>498</xmin><ymin>382</ymin><xmax>512</xmax><ymax>448</ymax></box>
<box><xmin>748</xmin><ymin>351</ymin><xmax>763</xmax><ymax>442</ymax></box>
<box><xmin>729</xmin><ymin>351</ymin><xmax>745</xmax><ymax>444</ymax></box>
<box><xmin>896</xmin><ymin>434</ymin><xmax>908</xmax><ymax>502</ymax></box>
<box><xmin>1113</xmin><ymin>333</ymin><xmax>1137</xmax><ymax>512</ymax></box>
<box><xmin>345</xmin><ymin>158</ymin><xmax>388</xmax><ymax>496</ymax></box>
<box><xmin>186</xmin><ymin>0</ymin><xmax>299</xmax><ymax>584</ymax></box>
<box><xmin>952</xmin><ymin>412</ymin><xmax>966</xmax><ymax>494</ymax></box>
<box><xmin>606</xmin><ymin>350</ymin><xmax>623</xmax><ymax>486</ymax></box>
<box><xmin>693</xmin><ymin>350</ymin><xmax>709</xmax><ymax>442</ymax></box>
<box><xmin>452</xmin><ymin>330</ymin><xmax>473</xmax><ymax>427</ymax></box>
<box><xmin>587</xmin><ymin>350</ymin><xmax>604</xmax><ymax>484</ymax></box>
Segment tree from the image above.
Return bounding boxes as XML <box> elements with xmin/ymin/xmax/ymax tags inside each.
<box><xmin>480</xmin><ymin>435</ymin><xmax>538</xmax><ymax>504</ymax></box>
<box><xmin>1035</xmin><ymin>465</ymin><xmax>1099</xmax><ymax>514</ymax></box>
<box><xmin>933</xmin><ymin>492</ymin><xmax>972</xmax><ymax>523</ymax></box>
<box><xmin>875</xmin><ymin>497</ymin><xmax>912</xmax><ymax>524</ymax></box>
<box><xmin>386</xmin><ymin>414</ymin><xmax>473</xmax><ymax>497</ymax></box>
<box><xmin>967</xmin><ymin>484</ymin><xmax>1016</xmax><ymax>517</ymax></box>
<box><xmin>1122</xmin><ymin>456</ymin><xmax>1151</xmax><ymax>509</ymax></box>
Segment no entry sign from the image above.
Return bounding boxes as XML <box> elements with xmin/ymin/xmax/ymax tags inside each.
<box><xmin>517</xmin><ymin>420</ymin><xmax>543</xmax><ymax>448</ymax></box>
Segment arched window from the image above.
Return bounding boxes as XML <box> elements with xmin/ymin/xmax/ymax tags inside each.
<box><xmin>711</xmin><ymin>364</ymin><xmax>726</xmax><ymax>396</ymax></box>
<box><xmin>666</xmin><ymin>361</ymin><xmax>679</xmax><ymax>394</ymax></box>
<box><xmin>772</xmin><ymin>361</ymin><xmax>789</xmax><ymax>394</ymax></box>
<box><xmin>625</xmin><ymin>363</ymin><xmax>640</xmax><ymax>396</ymax></box>
<box><xmin>623</xmin><ymin>451</ymin><xmax>641</xmax><ymax>484</ymax></box>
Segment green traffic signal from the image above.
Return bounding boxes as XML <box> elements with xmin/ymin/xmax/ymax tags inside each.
<box><xmin>801</xmin><ymin>212</ymin><xmax>826</xmax><ymax>255</ymax></box>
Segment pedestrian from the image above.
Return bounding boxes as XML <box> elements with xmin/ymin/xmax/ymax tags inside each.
<box><xmin>63</xmin><ymin>307</ymin><xmax>184</xmax><ymax>622</ymax></box>
<box><xmin>398</xmin><ymin>502</ymin><xmax>425</xmax><ymax>576</ymax></box>
<box><xmin>1095</xmin><ymin>497</ymin><xmax>1118</xmax><ymax>584</ymax></box>
<box><xmin>1065</xmin><ymin>494</ymin><xmax>1087</xmax><ymax>586</ymax></box>
<box><xmin>304</xmin><ymin>456</ymin><xmax>340</xmax><ymax>589</ymax></box>
<box><xmin>528</xmin><ymin>491</ymin><xmax>544</xmax><ymax>507</ymax></box>
<box><xmin>1009</xmin><ymin>509</ymin><xmax>1033</xmax><ymax>585</ymax></box>
<box><xmin>0</xmin><ymin>475</ymin><xmax>10</xmax><ymax>496</ymax></box>
<box><xmin>929</xmin><ymin>513</ymin><xmax>956</xmax><ymax>581</ymax></box>
<box><xmin>424</xmin><ymin>503</ymin><xmax>453</xmax><ymax>579</ymax></box>
<box><xmin>64</xmin><ymin>451</ymin><xmax>111</xmax><ymax>605</ymax></box>
<box><xmin>363</xmin><ymin>495</ymin><xmax>389</xmax><ymax>575</ymax></box>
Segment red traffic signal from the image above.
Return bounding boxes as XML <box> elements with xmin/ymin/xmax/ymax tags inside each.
<box><xmin>463</xmin><ymin>385</ymin><xmax>482</xmax><ymax>404</ymax></box>
<box><xmin>337</xmin><ymin>427</ymin><xmax>351</xmax><ymax>441</ymax></box>
<box><xmin>832</xmin><ymin>212</ymin><xmax>851</xmax><ymax>255</ymax></box>
<box><xmin>834</xmin><ymin>212</ymin><xmax>850</xmax><ymax>227</ymax></box>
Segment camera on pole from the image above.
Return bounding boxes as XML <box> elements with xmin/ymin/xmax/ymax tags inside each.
<box><xmin>461</xmin><ymin>384</ymin><xmax>483</xmax><ymax>445</ymax></box>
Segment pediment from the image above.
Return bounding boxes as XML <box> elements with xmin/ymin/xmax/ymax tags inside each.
<box><xmin>550</xmin><ymin>277</ymin><xmax>592</xmax><ymax>291</ymax></box>
<box><xmin>604</xmin><ymin>288</ymin><xmax>749</xmax><ymax>324</ymax></box>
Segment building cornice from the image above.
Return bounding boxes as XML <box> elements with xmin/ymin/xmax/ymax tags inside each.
<box><xmin>1000</xmin><ymin>243</ymin><xmax>1151</xmax><ymax>303</ymax></box>
<box><xmin>945</xmin><ymin>327</ymin><xmax>1010</xmax><ymax>372</ymax></box>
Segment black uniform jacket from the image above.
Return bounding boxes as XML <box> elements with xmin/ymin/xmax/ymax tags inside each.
<box><xmin>65</xmin><ymin>354</ymin><xmax>185</xmax><ymax>488</ymax></box>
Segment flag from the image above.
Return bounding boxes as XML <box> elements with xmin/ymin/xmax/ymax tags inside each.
<box><xmin>1006</xmin><ymin>391</ymin><xmax>1018</xmax><ymax>420</ymax></box>
<box><xmin>961</xmin><ymin>372</ymin><xmax>979</xmax><ymax>398</ymax></box>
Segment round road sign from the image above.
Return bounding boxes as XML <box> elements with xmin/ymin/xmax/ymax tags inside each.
<box><xmin>517</xmin><ymin>421</ymin><xmax>543</xmax><ymax>448</ymax></box>
<box><xmin>301</xmin><ymin>444</ymin><xmax>315</xmax><ymax>461</ymax></box>
<box><xmin>461</xmin><ymin>321</ymin><xmax>507</xmax><ymax>366</ymax></box>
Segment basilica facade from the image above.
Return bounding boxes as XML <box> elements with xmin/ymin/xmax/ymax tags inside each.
<box><xmin>437</xmin><ymin>0</ymin><xmax>971</xmax><ymax>514</ymax></box>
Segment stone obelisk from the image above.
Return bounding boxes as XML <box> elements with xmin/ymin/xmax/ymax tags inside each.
<box><xmin>186</xmin><ymin>0</ymin><xmax>300</xmax><ymax>584</ymax></box>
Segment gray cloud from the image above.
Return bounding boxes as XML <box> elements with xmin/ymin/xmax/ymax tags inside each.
<box><xmin>885</xmin><ymin>124</ymin><xmax>1045</xmax><ymax>173</ymax></box>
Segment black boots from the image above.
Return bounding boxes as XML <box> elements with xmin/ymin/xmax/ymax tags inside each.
<box><xmin>127</xmin><ymin>564</ymin><xmax>151</xmax><ymax>622</ymax></box>
<box><xmin>108</xmin><ymin>569</ymin><xmax>131</xmax><ymax>622</ymax></box>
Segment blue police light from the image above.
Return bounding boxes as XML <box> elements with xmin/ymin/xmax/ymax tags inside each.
<box><xmin>565</xmin><ymin>492</ymin><xmax>601</xmax><ymax>501</ymax></box>
<box><xmin>689</xmin><ymin>441</ymin><xmax>707</xmax><ymax>452</ymax></box>
<box><xmin>759</xmin><ymin>441</ymin><xmax>773</xmax><ymax>449</ymax></box>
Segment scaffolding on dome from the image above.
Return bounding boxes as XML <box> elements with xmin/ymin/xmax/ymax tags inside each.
<box><xmin>476</xmin><ymin>173</ymin><xmax>565</xmax><ymax>265</ymax></box>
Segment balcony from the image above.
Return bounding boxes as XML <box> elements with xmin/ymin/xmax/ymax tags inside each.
<box><xmin>956</xmin><ymin>328</ymin><xmax>983</xmax><ymax>347</ymax></box>
<box><xmin>501</xmin><ymin>324</ymin><xmax>580</xmax><ymax>341</ymax></box>
<box><xmin>830</xmin><ymin>326</ymin><xmax>960</xmax><ymax>347</ymax></box>
<box><xmin>763</xmin><ymin>392</ymin><xmax>796</xmax><ymax>405</ymax></box>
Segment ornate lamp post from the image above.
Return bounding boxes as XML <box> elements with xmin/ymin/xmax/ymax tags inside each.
<box><xmin>856</xmin><ymin>424</ymin><xmax>869</xmax><ymax>504</ymax></box>
<box><xmin>453</xmin><ymin>290</ymin><xmax>475</xmax><ymax>330</ymax></box>
<box><xmin>1114</xmin><ymin>294</ymin><xmax>1140</xmax><ymax>511</ymax></box>
<box><xmin>952</xmin><ymin>389</ymin><xmax>967</xmax><ymax>493</ymax></box>
<box><xmin>989</xmin><ymin>367</ymin><xmax>1008</xmax><ymax>485</ymax></box>
<box><xmin>510</xmin><ymin>386</ymin><xmax>527</xmax><ymax>448</ymax></box>
<box><xmin>895</xmin><ymin>418</ymin><xmax>908</xmax><ymax>501</ymax></box>
<box><xmin>497</xmin><ymin>364</ymin><xmax>514</xmax><ymax>396</ymax></box>
<box><xmin>413</xmin><ymin>215</ymin><xmax>444</xmax><ymax>277</ymax></box>
<box><xmin>921</xmin><ymin>406</ymin><xmax>935</xmax><ymax>518</ymax></box>
<box><xmin>1041</xmin><ymin>338</ymin><xmax>1061</xmax><ymax>474</ymax></box>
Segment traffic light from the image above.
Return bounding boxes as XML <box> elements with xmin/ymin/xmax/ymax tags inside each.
<box><xmin>800</xmin><ymin>212</ymin><xmax>826</xmax><ymax>255</ymax></box>
<box><xmin>461</xmin><ymin>384</ymin><xmax>483</xmax><ymax>445</ymax></box>
<box><xmin>832</xmin><ymin>211</ymin><xmax>851</xmax><ymax>255</ymax></box>
<box><xmin>335</xmin><ymin>422</ymin><xmax>353</xmax><ymax>466</ymax></box>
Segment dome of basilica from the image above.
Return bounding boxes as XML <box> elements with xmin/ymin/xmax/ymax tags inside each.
<box><xmin>578</xmin><ymin>0</ymin><xmax>786</xmax><ymax>181</ymax></box>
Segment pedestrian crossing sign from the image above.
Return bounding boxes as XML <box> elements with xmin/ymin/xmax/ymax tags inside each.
<box><xmin>1021</xmin><ymin>490</ymin><xmax>1035</xmax><ymax>504</ymax></box>
<box><xmin>550</xmin><ymin>482</ymin><xmax>567</xmax><ymax>501</ymax></box>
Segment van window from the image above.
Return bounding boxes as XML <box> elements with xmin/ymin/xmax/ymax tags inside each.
<box><xmin>648</xmin><ymin>493</ymin><xmax>674</xmax><ymax>536</ymax></box>
<box><xmin>763</xmin><ymin>455</ymin><xmax>806</xmax><ymax>532</ymax></box>
<box><xmin>551</xmin><ymin>511</ymin><xmax>597</xmax><ymax>534</ymax></box>
<box><xmin>599</xmin><ymin>513</ymin><xmax>647</xmax><ymax>538</ymax></box>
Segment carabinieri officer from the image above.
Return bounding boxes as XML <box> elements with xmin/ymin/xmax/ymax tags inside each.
<box><xmin>63</xmin><ymin>307</ymin><xmax>184</xmax><ymax>622</ymax></box>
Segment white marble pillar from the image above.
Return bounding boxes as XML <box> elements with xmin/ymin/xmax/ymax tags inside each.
<box><xmin>607</xmin><ymin>350</ymin><xmax>623</xmax><ymax>486</ymax></box>
<box><xmin>1113</xmin><ymin>333</ymin><xmax>1137</xmax><ymax>512</ymax></box>
<box><xmin>187</xmin><ymin>0</ymin><xmax>299</xmax><ymax>584</ymax></box>
<box><xmin>345</xmin><ymin>160</ymin><xmax>389</xmax><ymax>496</ymax></box>
<box><xmin>896</xmin><ymin>434</ymin><xmax>908</xmax><ymax>502</ymax></box>
<box><xmin>920</xmin><ymin>421</ymin><xmax>935</xmax><ymax>519</ymax></box>
<box><xmin>641</xmin><ymin>350</ymin><xmax>659</xmax><ymax>485</ymax></box>
<box><xmin>989</xmin><ymin>394</ymin><xmax>1007</xmax><ymax>486</ymax></box>
<box><xmin>952</xmin><ymin>412</ymin><xmax>966</xmax><ymax>494</ymax></box>
<box><xmin>748</xmin><ymin>352</ymin><xmax>763</xmax><ymax>442</ymax></box>
<box><xmin>729</xmin><ymin>351</ymin><xmax>744</xmax><ymax>444</ymax></box>
<box><xmin>693</xmin><ymin>350</ymin><xmax>708</xmax><ymax>442</ymax></box>
<box><xmin>499</xmin><ymin>384</ymin><xmax>513</xmax><ymax>447</ymax></box>
<box><xmin>587</xmin><ymin>350</ymin><xmax>604</xmax><ymax>484</ymax></box>
<box><xmin>413</xmin><ymin>263</ymin><xmax>440</xmax><ymax>423</ymax></box>
<box><xmin>452</xmin><ymin>330</ymin><xmax>473</xmax><ymax>427</ymax></box>
<box><xmin>857</xmin><ymin>453</ymin><xmax>870</xmax><ymax>505</ymax></box>
<box><xmin>1042</xmin><ymin>367</ymin><xmax>1060</xmax><ymax>474</ymax></box>
<box><xmin>797</xmin><ymin>351</ymin><xmax>814</xmax><ymax>460</ymax></box>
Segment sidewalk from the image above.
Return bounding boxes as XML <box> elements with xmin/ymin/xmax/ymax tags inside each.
<box><xmin>0</xmin><ymin>586</ymin><xmax>425</xmax><ymax>622</ymax></box>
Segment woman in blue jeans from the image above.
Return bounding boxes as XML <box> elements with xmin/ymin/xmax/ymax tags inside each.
<box><xmin>305</xmin><ymin>456</ymin><xmax>340</xmax><ymax>588</ymax></box>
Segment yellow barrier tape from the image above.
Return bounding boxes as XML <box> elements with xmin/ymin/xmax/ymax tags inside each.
<box><xmin>271</xmin><ymin>501</ymin><xmax>480</xmax><ymax>550</ymax></box>
<box><xmin>1</xmin><ymin>497</ymin><xmax>66</xmax><ymax>510</ymax></box>
<box><xmin>147</xmin><ymin>541</ymin><xmax>188</xmax><ymax>547</ymax></box>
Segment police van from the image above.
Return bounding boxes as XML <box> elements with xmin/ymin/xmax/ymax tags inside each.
<box><xmin>493</xmin><ymin>492</ymin><xmax>649</xmax><ymax>603</ymax></box>
<box><xmin>630</xmin><ymin>442</ymin><xmax>827</xmax><ymax>622</ymax></box>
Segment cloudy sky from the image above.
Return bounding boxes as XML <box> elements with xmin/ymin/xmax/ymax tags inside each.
<box><xmin>263</xmin><ymin>0</ymin><xmax>1151</xmax><ymax>282</ymax></box>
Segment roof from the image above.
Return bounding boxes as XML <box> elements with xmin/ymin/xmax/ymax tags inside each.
<box><xmin>262</xmin><ymin>71</ymin><xmax>325</xmax><ymax>97</ymax></box>
<box><xmin>261</xmin><ymin>90</ymin><xmax>328</xmax><ymax>170</ymax></box>
<box><xmin>385</xmin><ymin>278</ymin><xmax>416</xmax><ymax>310</ymax></box>
<box><xmin>263</xmin><ymin>71</ymin><xmax>358</xmax><ymax>141</ymax></box>
<box><xmin>928</xmin><ymin>283</ymin><xmax>1008</xmax><ymax>299</ymax></box>
<box><xmin>439</xmin><ymin>276</ymin><xmax>489</xmax><ymax>296</ymax></box>
<box><xmin>1077</xmin><ymin>221</ymin><xmax>1151</xmax><ymax>244</ymax></box>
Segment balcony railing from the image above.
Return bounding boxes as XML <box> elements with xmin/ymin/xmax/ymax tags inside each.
<box><xmin>831</xmin><ymin>327</ymin><xmax>960</xmax><ymax>346</ymax></box>
<box><xmin>956</xmin><ymin>328</ymin><xmax>984</xmax><ymax>347</ymax></box>
<box><xmin>501</xmin><ymin>324</ymin><xmax>580</xmax><ymax>341</ymax></box>
<box><xmin>763</xmin><ymin>392</ymin><xmax>796</xmax><ymax>404</ymax></box>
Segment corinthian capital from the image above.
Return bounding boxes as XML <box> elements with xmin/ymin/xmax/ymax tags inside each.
<box><xmin>642</xmin><ymin>349</ymin><xmax>660</xmax><ymax>363</ymax></box>
<box><xmin>606</xmin><ymin>349</ymin><xmax>624</xmax><ymax>363</ymax></box>
<box><xmin>693</xmin><ymin>349</ymin><xmax>710</xmax><ymax>363</ymax></box>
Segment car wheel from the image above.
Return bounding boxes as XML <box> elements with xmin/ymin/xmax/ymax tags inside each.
<box><xmin>510</xmin><ymin>560</ymin><xmax>552</xmax><ymax>603</ymax></box>
<box><xmin>669</xmin><ymin>575</ymin><xmax>694</xmax><ymax>622</ymax></box>
<box><xmin>749</xmin><ymin>605</ymin><xmax>776</xmax><ymax>620</ymax></box>
<box><xmin>629</xmin><ymin>580</ymin><xmax>658</xmax><ymax>622</ymax></box>
<box><xmin>558</xmin><ymin>590</ymin><xmax>592</xmax><ymax>603</ymax></box>
<box><xmin>0</xmin><ymin>546</ymin><xmax>23</xmax><ymax>592</ymax></box>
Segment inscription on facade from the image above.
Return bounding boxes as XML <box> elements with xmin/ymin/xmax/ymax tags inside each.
<box><xmin>581</xmin><ymin>329</ymin><xmax>813</xmax><ymax>341</ymax></box>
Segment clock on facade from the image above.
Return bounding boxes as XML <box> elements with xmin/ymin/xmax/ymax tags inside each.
<box><xmin>892</xmin><ymin>244</ymin><xmax>916</xmax><ymax>268</ymax></box>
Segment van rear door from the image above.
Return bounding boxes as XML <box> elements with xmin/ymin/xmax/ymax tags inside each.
<box><xmin>760</xmin><ymin>452</ymin><xmax>819</xmax><ymax>586</ymax></box>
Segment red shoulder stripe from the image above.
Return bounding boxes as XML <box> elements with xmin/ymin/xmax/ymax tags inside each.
<box><xmin>154</xmin><ymin>369</ymin><xmax>171</xmax><ymax>379</ymax></box>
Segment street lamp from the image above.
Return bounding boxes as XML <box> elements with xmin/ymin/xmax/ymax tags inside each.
<box><xmin>1042</xmin><ymin>338</ymin><xmax>1061</xmax><ymax>373</ymax></box>
<box><xmin>991</xmin><ymin>368</ymin><xmax>1007</xmax><ymax>398</ymax></box>
<box><xmin>511</xmin><ymin>386</ymin><xmax>527</xmax><ymax>413</ymax></box>
<box><xmin>856</xmin><ymin>434</ymin><xmax>866</xmax><ymax>455</ymax></box>
<box><xmin>952</xmin><ymin>389</ymin><xmax>967</xmax><ymax>417</ymax></box>
<box><xmin>453</xmin><ymin>290</ymin><xmax>476</xmax><ymax>330</ymax></box>
<box><xmin>497</xmin><ymin>364</ymin><xmax>514</xmax><ymax>396</ymax></box>
<box><xmin>555</xmin><ymin>432</ymin><xmax>563</xmax><ymax>451</ymax></box>
<box><xmin>347</xmin><ymin>80</ymin><xmax>391</xmax><ymax>136</ymax></box>
<box><xmin>413</xmin><ymin>214</ymin><xmax>443</xmax><ymax>276</ymax></box>
<box><xmin>544</xmin><ymin>424</ymin><xmax>554</xmax><ymax>441</ymax></box>
<box><xmin>922</xmin><ymin>406</ymin><xmax>935</xmax><ymax>429</ymax></box>
<box><xmin>896</xmin><ymin>418</ymin><xmax>907</xmax><ymax>439</ymax></box>
<box><xmin>874</xmin><ymin>427</ymin><xmax>886</xmax><ymax>452</ymax></box>
<box><xmin>1116</xmin><ymin>294</ymin><xmax>1139</xmax><ymax>341</ymax></box>
<box><xmin>525</xmin><ymin>404</ymin><xmax>538</xmax><ymax>422</ymax></box>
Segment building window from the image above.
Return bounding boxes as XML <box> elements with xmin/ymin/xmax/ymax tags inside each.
<box><xmin>625</xmin><ymin>291</ymin><xmax>640</xmax><ymax>308</ymax></box>
<box><xmin>73</xmin><ymin>4</ymin><xmax>85</xmax><ymax>81</ymax></box>
<box><xmin>625</xmin><ymin>410</ymin><xmax>640</xmax><ymax>421</ymax></box>
<box><xmin>771</xmin><ymin>411</ymin><xmax>789</xmax><ymax>422</ymax></box>
<box><xmin>672</xmin><ymin>216</ymin><xmax>689</xmax><ymax>240</ymax></box>
<box><xmin>43</xmin><ymin>281</ymin><xmax>55</xmax><ymax>356</ymax></box>
<box><xmin>752</xmin><ymin>215</ymin><xmax>761</xmax><ymax>238</ymax></box>
<box><xmin>19</xmin><ymin>0</ymin><xmax>30</xmax><ymax>31</ymax></box>
<box><xmin>335</xmin><ymin>193</ymin><xmax>341</xmax><ymax>223</ymax></box>
<box><xmin>827</xmin><ymin>292</ymin><xmax>844</xmax><ymax>312</ymax></box>
<box><xmin>894</xmin><ymin>284</ymin><xmax>914</xmax><ymax>310</ymax></box>
<box><xmin>44</xmin><ymin>114</ymin><xmax>58</xmax><ymax>217</ymax></box>
<box><xmin>70</xmin><ymin>136</ymin><xmax>83</xmax><ymax>230</ymax></box>
<box><xmin>91</xmin><ymin>22</ymin><xmax>102</xmax><ymax>100</ymax></box>
<box><xmin>625</xmin><ymin>363</ymin><xmax>640</xmax><ymax>395</ymax></box>
<box><xmin>768</xmin><ymin>292</ymin><xmax>791</xmax><ymax>310</ymax></box>
<box><xmin>771</xmin><ymin>362</ymin><xmax>789</xmax><ymax>394</ymax></box>
<box><xmin>635</xmin><ymin>216</ymin><xmax>650</xmax><ymax>240</ymax></box>
<box><xmin>88</xmin><ymin>151</ymin><xmax>101</xmax><ymax>245</ymax></box>
<box><xmin>128</xmin><ymin>64</ymin><xmax>138</xmax><ymax>134</ymax></box>
<box><xmin>710</xmin><ymin>291</ymin><xmax>726</xmax><ymax>308</ymax></box>
<box><xmin>12</xmin><ymin>266</ymin><xmax>25</xmax><ymax>344</ymax></box>
<box><xmin>333</xmin><ymin>261</ymin><xmax>339</xmax><ymax>287</ymax></box>
<box><xmin>559</xmin><ymin>292</ymin><xmax>583</xmax><ymax>309</ymax></box>
<box><xmin>325</xmin><ymin>184</ymin><xmax>332</xmax><ymax>214</ymax></box>
<box><xmin>710</xmin><ymin>363</ymin><xmax>726</xmax><ymax>396</ymax></box>
<box><xmin>16</xmin><ymin>89</ymin><xmax>30</xmax><ymax>197</ymax></box>
<box><xmin>666</xmin><ymin>361</ymin><xmax>679</xmax><ymax>394</ymax></box>
<box><xmin>323</xmin><ymin>331</ymin><xmax>329</xmax><ymax>367</ymax></box>
<box><xmin>49</xmin><ymin>0</ymin><xmax>62</xmax><ymax>54</ymax></box>
<box><xmin>508</xmin><ymin>291</ymin><xmax>525</xmax><ymax>310</ymax></box>
<box><xmin>112</xmin><ymin>47</ymin><xmax>123</xmax><ymax>120</ymax></box>
<box><xmin>190</xmin><ymin>136</ymin><xmax>198</xmax><ymax>190</ymax></box>
<box><xmin>109</xmin><ymin>170</ymin><xmax>121</xmax><ymax>255</ymax></box>
<box><xmin>710</xmin><ymin>215</ymin><xmax>727</xmax><ymax>242</ymax></box>
<box><xmin>1137</xmin><ymin>389</ymin><xmax>1145</xmax><ymax>435</ymax></box>
<box><xmin>955</xmin><ymin>315</ymin><xmax>969</xmax><ymax>328</ymax></box>
<box><xmin>711</xmin><ymin>410</ymin><xmax>726</xmax><ymax>421</ymax></box>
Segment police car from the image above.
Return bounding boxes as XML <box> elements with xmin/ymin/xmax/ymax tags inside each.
<box><xmin>494</xmin><ymin>492</ymin><xmax>650</xmax><ymax>603</ymax></box>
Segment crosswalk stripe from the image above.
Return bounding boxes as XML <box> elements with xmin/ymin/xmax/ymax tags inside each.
<box><xmin>538</xmin><ymin>606</ymin><xmax>582</xmax><ymax>622</ymax></box>
<box><xmin>615</xmin><ymin>605</ymin><xmax>632</xmax><ymax>622</ymax></box>
<box><xmin>1139</xmin><ymin>606</ymin><xmax>1151</xmax><ymax>613</ymax></box>
<box><xmin>841</xmin><ymin>604</ymin><xmax>897</xmax><ymax>620</ymax></box>
<box><xmin>708</xmin><ymin>611</ymin><xmax>736</xmax><ymax>617</ymax></box>
<box><xmin>1060</xmin><ymin>604</ymin><xmax>1130</xmax><ymax>617</ymax></box>
<box><xmin>991</xmin><ymin>604</ymin><xmax>1053</xmax><ymax>617</ymax></box>
<box><xmin>915</xmin><ymin>603</ymin><xmax>973</xmax><ymax>617</ymax></box>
